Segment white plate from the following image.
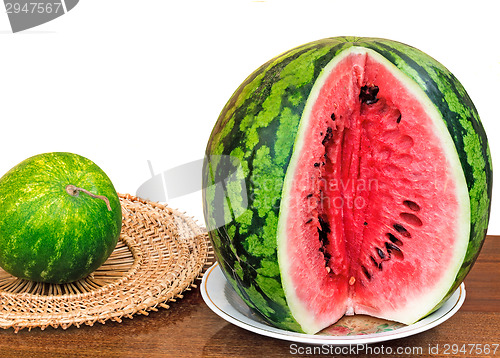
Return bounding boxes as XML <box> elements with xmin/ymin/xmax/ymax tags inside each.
<box><xmin>201</xmin><ymin>262</ymin><xmax>466</xmax><ymax>345</ymax></box>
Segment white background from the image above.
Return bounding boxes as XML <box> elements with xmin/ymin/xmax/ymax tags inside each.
<box><xmin>0</xmin><ymin>0</ymin><xmax>499</xmax><ymax>233</ymax></box>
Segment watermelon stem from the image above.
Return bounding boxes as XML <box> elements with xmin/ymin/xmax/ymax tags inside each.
<box><xmin>65</xmin><ymin>185</ymin><xmax>112</xmax><ymax>211</ymax></box>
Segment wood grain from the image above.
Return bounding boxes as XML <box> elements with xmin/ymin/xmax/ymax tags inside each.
<box><xmin>0</xmin><ymin>236</ymin><xmax>498</xmax><ymax>358</ymax></box>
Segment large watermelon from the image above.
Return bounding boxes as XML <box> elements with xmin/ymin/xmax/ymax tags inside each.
<box><xmin>202</xmin><ymin>37</ymin><xmax>492</xmax><ymax>334</ymax></box>
<box><xmin>0</xmin><ymin>152</ymin><xmax>122</xmax><ymax>284</ymax></box>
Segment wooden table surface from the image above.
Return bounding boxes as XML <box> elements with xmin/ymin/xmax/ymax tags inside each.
<box><xmin>0</xmin><ymin>236</ymin><xmax>498</xmax><ymax>358</ymax></box>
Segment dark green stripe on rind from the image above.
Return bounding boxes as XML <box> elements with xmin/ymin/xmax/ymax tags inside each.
<box><xmin>202</xmin><ymin>37</ymin><xmax>491</xmax><ymax>331</ymax></box>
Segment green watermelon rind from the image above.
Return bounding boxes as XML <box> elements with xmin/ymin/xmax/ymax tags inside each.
<box><xmin>202</xmin><ymin>37</ymin><xmax>492</xmax><ymax>332</ymax></box>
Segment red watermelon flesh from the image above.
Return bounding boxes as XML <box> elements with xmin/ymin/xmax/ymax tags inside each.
<box><xmin>277</xmin><ymin>48</ymin><xmax>470</xmax><ymax>333</ymax></box>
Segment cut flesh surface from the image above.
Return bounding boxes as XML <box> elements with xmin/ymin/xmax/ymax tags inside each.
<box><xmin>277</xmin><ymin>47</ymin><xmax>470</xmax><ymax>334</ymax></box>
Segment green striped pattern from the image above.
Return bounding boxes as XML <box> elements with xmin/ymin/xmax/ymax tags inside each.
<box><xmin>0</xmin><ymin>152</ymin><xmax>122</xmax><ymax>284</ymax></box>
<box><xmin>202</xmin><ymin>37</ymin><xmax>492</xmax><ymax>331</ymax></box>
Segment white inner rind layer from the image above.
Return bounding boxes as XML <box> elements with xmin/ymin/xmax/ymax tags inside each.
<box><xmin>276</xmin><ymin>46</ymin><xmax>470</xmax><ymax>334</ymax></box>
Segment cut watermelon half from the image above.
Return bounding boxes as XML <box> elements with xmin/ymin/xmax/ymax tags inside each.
<box><xmin>277</xmin><ymin>47</ymin><xmax>470</xmax><ymax>334</ymax></box>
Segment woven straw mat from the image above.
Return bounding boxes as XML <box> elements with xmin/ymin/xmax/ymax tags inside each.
<box><xmin>0</xmin><ymin>193</ymin><xmax>212</xmax><ymax>332</ymax></box>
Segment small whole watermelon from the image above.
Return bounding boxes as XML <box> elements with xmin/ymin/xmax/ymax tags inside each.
<box><xmin>202</xmin><ymin>37</ymin><xmax>492</xmax><ymax>334</ymax></box>
<box><xmin>0</xmin><ymin>152</ymin><xmax>122</xmax><ymax>284</ymax></box>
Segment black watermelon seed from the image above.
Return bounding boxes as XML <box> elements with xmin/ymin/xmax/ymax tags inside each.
<box><xmin>376</xmin><ymin>248</ymin><xmax>386</xmax><ymax>259</ymax></box>
<box><xmin>314</xmin><ymin>162</ymin><xmax>320</xmax><ymax>167</ymax></box>
<box><xmin>393</xmin><ymin>223</ymin><xmax>411</xmax><ymax>238</ymax></box>
<box><xmin>370</xmin><ymin>255</ymin><xmax>378</xmax><ymax>267</ymax></box>
<box><xmin>322</xmin><ymin>127</ymin><xmax>333</xmax><ymax>145</ymax></box>
<box><xmin>385</xmin><ymin>242</ymin><xmax>404</xmax><ymax>259</ymax></box>
<box><xmin>318</xmin><ymin>216</ymin><xmax>331</xmax><ymax>246</ymax></box>
<box><xmin>403</xmin><ymin>200</ymin><xmax>421</xmax><ymax>212</ymax></box>
<box><xmin>363</xmin><ymin>221</ymin><xmax>368</xmax><ymax>226</ymax></box>
<box><xmin>306</xmin><ymin>193</ymin><xmax>313</xmax><ymax>198</ymax></box>
<box><xmin>359</xmin><ymin>85</ymin><xmax>379</xmax><ymax>105</ymax></box>
<box><xmin>361</xmin><ymin>266</ymin><xmax>372</xmax><ymax>280</ymax></box>
<box><xmin>386</xmin><ymin>233</ymin><xmax>403</xmax><ymax>246</ymax></box>
<box><xmin>385</xmin><ymin>242</ymin><xmax>402</xmax><ymax>253</ymax></box>
<box><xmin>396</xmin><ymin>114</ymin><xmax>402</xmax><ymax>123</ymax></box>
<box><xmin>331</xmin><ymin>112</ymin><xmax>336</xmax><ymax>121</ymax></box>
